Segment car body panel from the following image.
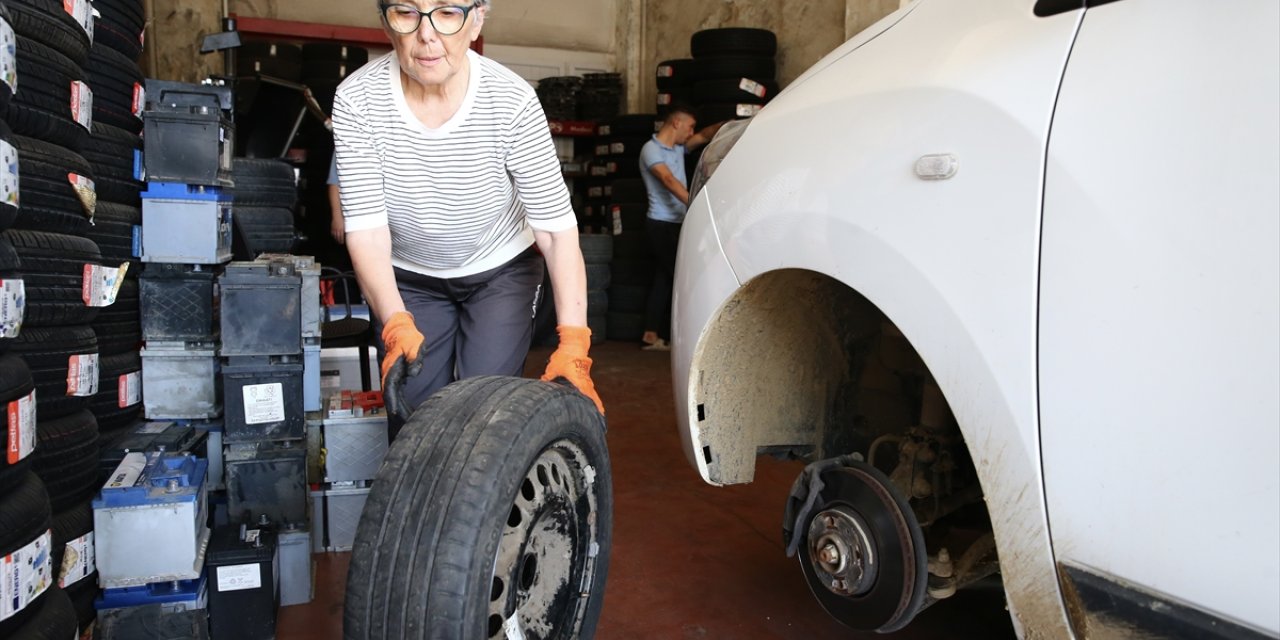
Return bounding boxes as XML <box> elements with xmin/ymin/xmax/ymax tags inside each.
<box><xmin>1038</xmin><ymin>0</ymin><xmax>1280</xmax><ymax>634</ymax></box>
<box><xmin>674</xmin><ymin>0</ymin><xmax>1081</xmax><ymax>636</ymax></box>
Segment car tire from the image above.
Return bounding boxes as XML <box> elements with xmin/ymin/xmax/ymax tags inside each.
<box><xmin>83</xmin><ymin>124</ymin><xmax>143</xmax><ymax>207</ymax></box>
<box><xmin>2</xmin><ymin>230</ymin><xmax>101</xmax><ymax>327</ymax></box>
<box><xmin>9</xmin><ymin>136</ymin><xmax>96</xmax><ymax>235</ymax></box>
<box><xmin>3</xmin><ymin>585</ymin><xmax>75</xmax><ymax>640</ymax></box>
<box><xmin>692</xmin><ymin>54</ymin><xmax>777</xmax><ymax>82</ymax></box>
<box><xmin>2</xmin><ymin>37</ymin><xmax>90</xmax><ymax>152</ymax></box>
<box><xmin>88</xmin><ymin>349</ymin><xmax>141</xmax><ymax>430</ymax></box>
<box><xmin>32</xmin><ymin>409</ymin><xmax>100</xmax><ymax>512</ymax></box>
<box><xmin>86</xmin><ymin>41</ymin><xmax>144</xmax><ymax>133</ymax></box>
<box><xmin>3</xmin><ymin>0</ymin><xmax>90</xmax><ymax>66</ymax></box>
<box><xmin>92</xmin><ymin>0</ymin><xmax>146</xmax><ymax>60</ymax></box>
<box><xmin>0</xmin><ymin>354</ymin><xmax>36</xmax><ymax>492</ymax></box>
<box><xmin>91</xmin><ymin>278</ymin><xmax>139</xmax><ymax>355</ymax></box>
<box><xmin>344</xmin><ymin>376</ymin><xmax>612</xmax><ymax>640</ymax></box>
<box><xmin>84</xmin><ymin>202</ymin><xmax>141</xmax><ymax>272</ymax></box>
<box><xmin>49</xmin><ymin>500</ymin><xmax>92</xmax><ymax>587</ymax></box>
<box><xmin>691</xmin><ymin>27</ymin><xmax>778</xmax><ymax>58</ymax></box>
<box><xmin>9</xmin><ymin>324</ymin><xmax>98</xmax><ymax>419</ymax></box>
<box><xmin>0</xmin><ymin>471</ymin><xmax>54</xmax><ymax>637</ymax></box>
<box><xmin>0</xmin><ymin>120</ymin><xmax>18</xmax><ymax>230</ymax></box>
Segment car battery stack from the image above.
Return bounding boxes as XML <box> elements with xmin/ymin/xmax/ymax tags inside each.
<box><xmin>219</xmin><ymin>255</ymin><xmax>313</xmax><ymax>529</ymax></box>
<box><xmin>138</xmin><ymin>80</ymin><xmax>235</xmax><ymax>460</ymax></box>
<box><xmin>310</xmin><ymin>391</ymin><xmax>389</xmax><ymax>552</ymax></box>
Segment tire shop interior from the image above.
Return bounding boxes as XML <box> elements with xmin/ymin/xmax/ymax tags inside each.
<box><xmin>2</xmin><ymin>0</ymin><xmax>1277</xmax><ymax>639</ymax></box>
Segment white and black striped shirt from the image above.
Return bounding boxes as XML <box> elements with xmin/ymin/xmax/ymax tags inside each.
<box><xmin>332</xmin><ymin>49</ymin><xmax>575</xmax><ymax>278</ymax></box>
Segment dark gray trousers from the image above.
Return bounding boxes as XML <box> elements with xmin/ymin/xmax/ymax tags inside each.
<box><xmin>377</xmin><ymin>246</ymin><xmax>545</xmax><ymax>438</ymax></box>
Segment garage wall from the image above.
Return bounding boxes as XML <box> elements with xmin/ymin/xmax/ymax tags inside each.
<box><xmin>145</xmin><ymin>0</ymin><xmax>899</xmax><ymax>111</ymax></box>
<box><xmin>623</xmin><ymin>0</ymin><xmax>900</xmax><ymax>113</ymax></box>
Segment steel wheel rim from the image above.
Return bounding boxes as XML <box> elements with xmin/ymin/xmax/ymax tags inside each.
<box><xmin>488</xmin><ymin>439</ymin><xmax>602</xmax><ymax>640</ymax></box>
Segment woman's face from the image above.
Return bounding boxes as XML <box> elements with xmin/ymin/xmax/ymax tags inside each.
<box><xmin>383</xmin><ymin>2</ymin><xmax>485</xmax><ymax>90</ymax></box>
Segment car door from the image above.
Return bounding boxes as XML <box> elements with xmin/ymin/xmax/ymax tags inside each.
<box><xmin>1038</xmin><ymin>0</ymin><xmax>1279</xmax><ymax>636</ymax></box>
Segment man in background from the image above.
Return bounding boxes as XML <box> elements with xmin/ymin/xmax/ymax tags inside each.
<box><xmin>638</xmin><ymin>106</ymin><xmax>723</xmax><ymax>350</ymax></box>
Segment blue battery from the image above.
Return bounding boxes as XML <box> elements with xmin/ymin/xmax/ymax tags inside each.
<box><xmin>97</xmin><ymin>572</ymin><xmax>208</xmax><ymax>612</ymax></box>
<box><xmin>141</xmin><ymin>182</ymin><xmax>232</xmax><ymax>202</ymax></box>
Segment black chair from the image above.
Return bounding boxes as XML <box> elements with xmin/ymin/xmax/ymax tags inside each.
<box><xmin>319</xmin><ymin>267</ymin><xmax>376</xmax><ymax>391</ymax></box>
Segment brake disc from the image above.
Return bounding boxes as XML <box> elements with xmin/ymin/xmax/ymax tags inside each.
<box><xmin>796</xmin><ymin>460</ymin><xmax>928</xmax><ymax>633</ymax></box>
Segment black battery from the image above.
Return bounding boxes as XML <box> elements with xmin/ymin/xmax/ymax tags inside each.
<box><xmin>206</xmin><ymin>524</ymin><xmax>279</xmax><ymax>640</ymax></box>
<box><xmin>225</xmin><ymin>441</ymin><xmax>308</xmax><ymax>526</ymax></box>
<box><xmin>143</xmin><ymin>80</ymin><xmax>235</xmax><ymax>188</ymax></box>
<box><xmin>99</xmin><ymin>420</ymin><xmax>210</xmax><ymax>481</ymax></box>
<box><xmin>97</xmin><ymin>603</ymin><xmax>210</xmax><ymax>639</ymax></box>
<box><xmin>219</xmin><ymin>259</ymin><xmax>302</xmax><ymax>357</ymax></box>
<box><xmin>222</xmin><ymin>356</ymin><xmax>305</xmax><ymax>443</ymax></box>
<box><xmin>140</xmin><ymin>263</ymin><xmax>220</xmax><ymax>342</ymax></box>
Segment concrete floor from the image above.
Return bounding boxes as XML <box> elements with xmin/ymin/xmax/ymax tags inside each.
<box><xmin>279</xmin><ymin>341</ymin><xmax>1016</xmax><ymax>639</ymax></box>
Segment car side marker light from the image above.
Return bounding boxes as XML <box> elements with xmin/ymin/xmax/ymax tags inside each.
<box><xmin>914</xmin><ymin>154</ymin><xmax>959</xmax><ymax>180</ymax></box>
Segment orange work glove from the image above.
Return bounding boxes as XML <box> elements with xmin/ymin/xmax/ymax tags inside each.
<box><xmin>380</xmin><ymin>311</ymin><xmax>427</xmax><ymax>419</ymax></box>
<box><xmin>541</xmin><ymin>325</ymin><xmax>605</xmax><ymax>415</ymax></box>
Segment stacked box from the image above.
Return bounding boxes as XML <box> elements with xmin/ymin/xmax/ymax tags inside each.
<box><xmin>312</xmin><ymin>404</ymin><xmax>389</xmax><ymax>552</ymax></box>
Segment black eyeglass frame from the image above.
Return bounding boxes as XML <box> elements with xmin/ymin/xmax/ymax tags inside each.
<box><xmin>378</xmin><ymin>3</ymin><xmax>476</xmax><ymax>36</ymax></box>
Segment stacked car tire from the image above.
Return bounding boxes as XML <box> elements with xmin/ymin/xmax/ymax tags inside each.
<box><xmin>590</xmin><ymin>115</ymin><xmax>659</xmax><ymax>342</ymax></box>
<box><xmin>0</xmin><ymin>0</ymin><xmax>146</xmax><ymax>635</ymax></box>
<box><xmin>688</xmin><ymin>27</ymin><xmax>779</xmax><ymax>125</ymax></box>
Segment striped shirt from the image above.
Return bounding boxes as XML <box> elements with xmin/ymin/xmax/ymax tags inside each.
<box><xmin>332</xmin><ymin>49</ymin><xmax>576</xmax><ymax>278</ymax></box>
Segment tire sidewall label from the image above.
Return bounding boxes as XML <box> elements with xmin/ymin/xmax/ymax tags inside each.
<box><xmin>0</xmin><ymin>278</ymin><xmax>24</xmax><ymax>339</ymax></box>
<box><xmin>62</xmin><ymin>0</ymin><xmax>94</xmax><ymax>40</ymax></box>
<box><xmin>82</xmin><ymin>262</ymin><xmax>126</xmax><ymax>307</ymax></box>
<box><xmin>66</xmin><ymin>353</ymin><xmax>99</xmax><ymax>397</ymax></box>
<box><xmin>118</xmin><ymin>371</ymin><xmax>141</xmax><ymax>408</ymax></box>
<box><xmin>58</xmin><ymin>531</ymin><xmax>95</xmax><ymax>589</ymax></box>
<box><xmin>0</xmin><ymin>530</ymin><xmax>53</xmax><ymax>622</ymax></box>
<box><xmin>1</xmin><ymin>138</ymin><xmax>18</xmax><ymax>209</ymax></box>
<box><xmin>0</xmin><ymin>18</ymin><xmax>15</xmax><ymax>95</ymax></box>
<box><xmin>69</xmin><ymin>81</ymin><xmax>94</xmax><ymax>131</ymax></box>
<box><xmin>6</xmin><ymin>390</ymin><xmax>35</xmax><ymax>464</ymax></box>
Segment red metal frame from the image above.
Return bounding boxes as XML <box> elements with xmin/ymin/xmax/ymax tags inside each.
<box><xmin>230</xmin><ymin>15</ymin><xmax>482</xmax><ymax>53</ymax></box>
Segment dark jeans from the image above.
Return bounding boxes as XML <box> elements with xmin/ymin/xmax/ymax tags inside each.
<box><xmin>644</xmin><ymin>219</ymin><xmax>681</xmax><ymax>342</ymax></box>
<box><xmin>376</xmin><ymin>246</ymin><xmax>545</xmax><ymax>438</ymax></box>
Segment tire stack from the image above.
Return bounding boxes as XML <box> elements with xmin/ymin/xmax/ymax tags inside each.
<box><xmin>580</xmin><ymin>234</ymin><xmax>611</xmax><ymax>344</ymax></box>
<box><xmin>536</xmin><ymin>75</ymin><xmax>583</xmax><ymax>121</ymax></box>
<box><xmin>655</xmin><ymin>59</ymin><xmax>695</xmax><ymax>119</ymax></box>
<box><xmin>1</xmin><ymin>0</ymin><xmax>120</xmax><ymax>636</ymax></box>
<box><xmin>84</xmin><ymin>0</ymin><xmax>147</xmax><ymax>484</ymax></box>
<box><xmin>689</xmin><ymin>28</ymin><xmax>779</xmax><ymax>125</ymax></box>
<box><xmin>295</xmin><ymin>42</ymin><xmax>367</xmax><ymax>271</ymax></box>
<box><xmin>234</xmin><ymin>40</ymin><xmax>305</xmax><ymax>159</ymax></box>
<box><xmin>594</xmin><ymin>114</ymin><xmax>658</xmax><ymax>342</ymax></box>
<box><xmin>578</xmin><ymin>72</ymin><xmax>622</xmax><ymax>121</ymax></box>
<box><xmin>230</xmin><ymin>157</ymin><xmax>299</xmax><ymax>260</ymax></box>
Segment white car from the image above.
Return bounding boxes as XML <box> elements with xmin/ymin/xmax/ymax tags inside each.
<box><xmin>671</xmin><ymin>0</ymin><xmax>1279</xmax><ymax>637</ymax></box>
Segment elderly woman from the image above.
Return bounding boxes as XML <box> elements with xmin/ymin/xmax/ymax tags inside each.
<box><xmin>331</xmin><ymin>0</ymin><xmax>603</xmax><ymax>432</ymax></box>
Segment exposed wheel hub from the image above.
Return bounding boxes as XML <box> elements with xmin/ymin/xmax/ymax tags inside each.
<box><xmin>794</xmin><ymin>460</ymin><xmax>928</xmax><ymax>633</ymax></box>
<box><xmin>807</xmin><ymin>507</ymin><xmax>877</xmax><ymax>597</ymax></box>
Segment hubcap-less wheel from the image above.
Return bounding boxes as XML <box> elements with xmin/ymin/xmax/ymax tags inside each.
<box><xmin>797</xmin><ymin>460</ymin><xmax>928</xmax><ymax>633</ymax></box>
<box><xmin>489</xmin><ymin>440</ymin><xmax>603</xmax><ymax>640</ymax></box>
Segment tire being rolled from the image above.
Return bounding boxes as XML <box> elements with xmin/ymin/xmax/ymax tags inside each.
<box><xmin>344</xmin><ymin>376</ymin><xmax>612</xmax><ymax>640</ymax></box>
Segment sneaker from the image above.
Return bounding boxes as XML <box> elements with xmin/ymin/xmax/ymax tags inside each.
<box><xmin>641</xmin><ymin>338</ymin><xmax>670</xmax><ymax>352</ymax></box>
